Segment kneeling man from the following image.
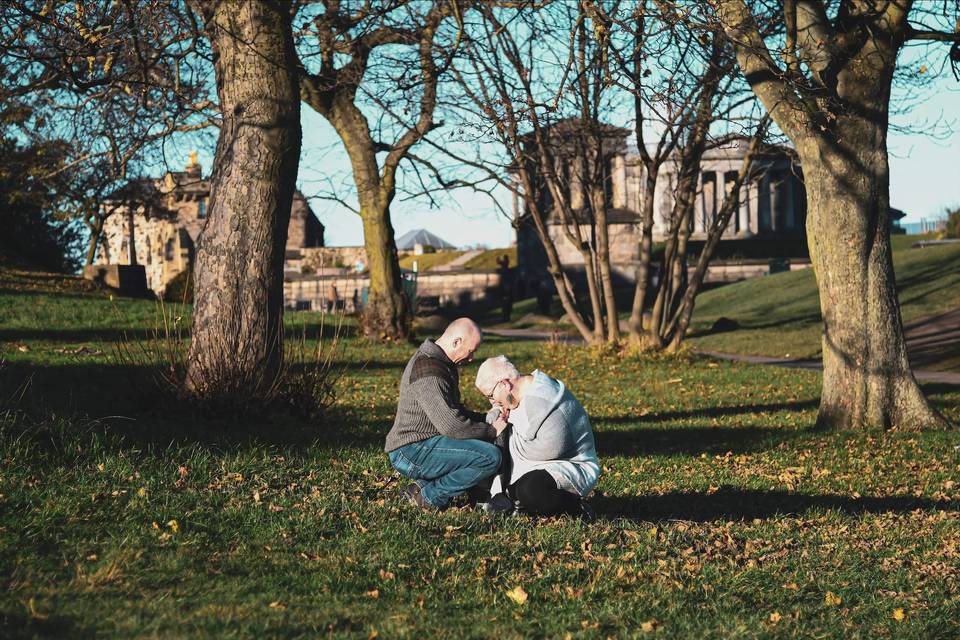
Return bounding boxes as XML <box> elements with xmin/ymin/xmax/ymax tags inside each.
<box><xmin>385</xmin><ymin>318</ymin><xmax>508</xmax><ymax>511</ymax></box>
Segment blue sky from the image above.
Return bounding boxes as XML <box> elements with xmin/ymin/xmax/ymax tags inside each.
<box><xmin>175</xmin><ymin>43</ymin><xmax>958</xmax><ymax>250</ymax></box>
<box><xmin>296</xmin><ymin>84</ymin><xmax>959</xmax><ymax>249</ymax></box>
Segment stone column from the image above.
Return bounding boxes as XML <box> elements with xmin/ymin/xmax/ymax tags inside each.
<box><xmin>569</xmin><ymin>155</ymin><xmax>583</xmax><ymax>210</ymax></box>
<box><xmin>724</xmin><ymin>171</ymin><xmax>738</xmax><ymax>236</ymax></box>
<box><xmin>612</xmin><ymin>154</ymin><xmax>627</xmax><ymax>209</ymax></box>
<box><xmin>739</xmin><ymin>181</ymin><xmax>751</xmax><ymax>235</ymax></box>
<box><xmin>699</xmin><ymin>172</ymin><xmax>716</xmax><ymax>234</ymax></box>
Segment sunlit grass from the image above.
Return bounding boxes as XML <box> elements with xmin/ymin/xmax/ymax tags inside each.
<box><xmin>1</xmin><ymin>267</ymin><xmax>959</xmax><ymax>638</ymax></box>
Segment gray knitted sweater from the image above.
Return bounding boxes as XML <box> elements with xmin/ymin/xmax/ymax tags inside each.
<box><xmin>384</xmin><ymin>339</ymin><xmax>495</xmax><ymax>452</ymax></box>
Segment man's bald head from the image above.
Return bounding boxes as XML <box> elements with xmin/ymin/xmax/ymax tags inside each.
<box><xmin>435</xmin><ymin>317</ymin><xmax>482</xmax><ymax>365</ymax></box>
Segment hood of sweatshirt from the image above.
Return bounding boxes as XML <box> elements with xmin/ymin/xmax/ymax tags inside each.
<box><xmin>521</xmin><ymin>370</ymin><xmax>566</xmax><ymax>439</ymax></box>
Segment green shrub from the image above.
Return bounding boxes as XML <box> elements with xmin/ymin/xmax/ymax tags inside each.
<box><xmin>945</xmin><ymin>207</ymin><xmax>960</xmax><ymax>239</ymax></box>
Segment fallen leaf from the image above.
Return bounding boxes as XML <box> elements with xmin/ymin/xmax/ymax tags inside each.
<box><xmin>505</xmin><ymin>585</ymin><xmax>528</xmax><ymax>605</ymax></box>
<box><xmin>769</xmin><ymin>612</ymin><xmax>782</xmax><ymax>623</ymax></box>
<box><xmin>166</xmin><ymin>519</ymin><xmax>179</xmax><ymax>534</ymax></box>
<box><xmin>365</xmin><ymin>589</ymin><xmax>380</xmax><ymax>599</ymax></box>
<box><xmin>892</xmin><ymin>608</ymin><xmax>906</xmax><ymax>621</ymax></box>
<box><xmin>640</xmin><ymin>619</ymin><xmax>658</xmax><ymax>632</ymax></box>
<box><xmin>268</xmin><ymin>601</ymin><xmax>285</xmax><ymax>609</ymax></box>
<box><xmin>27</xmin><ymin>598</ymin><xmax>48</xmax><ymax>621</ymax></box>
<box><xmin>824</xmin><ymin>591</ymin><xmax>842</xmax><ymax>606</ymax></box>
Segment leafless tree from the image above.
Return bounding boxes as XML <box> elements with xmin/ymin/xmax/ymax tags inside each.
<box><xmin>708</xmin><ymin>0</ymin><xmax>958</xmax><ymax>430</ymax></box>
<box><xmin>608</xmin><ymin>1</ymin><xmax>771</xmax><ymax>351</ymax></box>
<box><xmin>436</xmin><ymin>1</ymin><xmax>625</xmax><ymax>344</ymax></box>
<box><xmin>1</xmin><ymin>0</ymin><xmax>216</xmax><ymax>266</ymax></box>
<box><xmin>295</xmin><ymin>0</ymin><xmax>466</xmax><ymax>340</ymax></box>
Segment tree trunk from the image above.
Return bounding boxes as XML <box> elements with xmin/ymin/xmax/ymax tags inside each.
<box><xmin>629</xmin><ymin>172</ymin><xmax>658</xmax><ymax>336</ymax></box>
<box><xmin>715</xmin><ymin>0</ymin><xmax>948</xmax><ymax>430</ymax></box>
<box><xmin>185</xmin><ymin>0</ymin><xmax>301</xmax><ymax>402</ymax></box>
<box><xmin>801</xmin><ymin>126</ymin><xmax>947</xmax><ymax>430</ymax></box>
<box><xmin>301</xmin><ymin>84</ymin><xmax>413</xmax><ymax>341</ymax></box>
<box><xmin>593</xmin><ymin>187</ymin><xmax>620</xmax><ymax>342</ymax></box>
<box><xmin>361</xmin><ymin>201</ymin><xmax>410</xmax><ymax>339</ymax></box>
<box><xmin>84</xmin><ymin>217</ymin><xmax>102</xmax><ymax>266</ymax></box>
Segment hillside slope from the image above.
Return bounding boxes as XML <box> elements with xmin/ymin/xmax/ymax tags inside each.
<box><xmin>686</xmin><ymin>243</ymin><xmax>960</xmax><ymax>364</ymax></box>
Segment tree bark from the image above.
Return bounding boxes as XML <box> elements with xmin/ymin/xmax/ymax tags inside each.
<box><xmin>629</xmin><ymin>170</ymin><xmax>658</xmax><ymax>335</ymax></box>
<box><xmin>360</xmin><ymin>199</ymin><xmax>410</xmax><ymax>339</ymax></box>
<box><xmin>84</xmin><ymin>216</ymin><xmax>102</xmax><ymax>266</ymax></box>
<box><xmin>185</xmin><ymin>0</ymin><xmax>301</xmax><ymax>402</ymax></box>
<box><xmin>715</xmin><ymin>0</ymin><xmax>948</xmax><ymax>430</ymax></box>
<box><xmin>802</xmin><ymin>126</ymin><xmax>945</xmax><ymax>429</ymax></box>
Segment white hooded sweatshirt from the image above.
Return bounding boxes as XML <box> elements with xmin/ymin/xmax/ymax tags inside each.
<box><xmin>490</xmin><ymin>370</ymin><xmax>600</xmax><ymax>497</ymax></box>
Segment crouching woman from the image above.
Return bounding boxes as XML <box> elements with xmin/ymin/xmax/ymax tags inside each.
<box><xmin>475</xmin><ymin>356</ymin><xmax>600</xmax><ymax>518</ymax></box>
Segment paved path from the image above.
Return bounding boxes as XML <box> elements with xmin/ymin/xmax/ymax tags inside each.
<box><xmin>431</xmin><ymin>250</ymin><xmax>484</xmax><ymax>271</ymax></box>
<box><xmin>486</xmin><ymin>307</ymin><xmax>960</xmax><ymax>386</ymax></box>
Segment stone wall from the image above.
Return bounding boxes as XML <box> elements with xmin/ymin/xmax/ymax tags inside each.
<box><xmin>301</xmin><ymin>246</ymin><xmax>368</xmax><ymax>273</ymax></box>
<box><xmin>284</xmin><ymin>269</ymin><xmax>505</xmax><ymax>313</ymax></box>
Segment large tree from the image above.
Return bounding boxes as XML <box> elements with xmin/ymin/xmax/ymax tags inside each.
<box><xmin>711</xmin><ymin>0</ymin><xmax>955</xmax><ymax>430</ymax></box>
<box><xmin>438</xmin><ymin>1</ymin><xmax>625</xmax><ymax>345</ymax></box>
<box><xmin>296</xmin><ymin>1</ymin><xmax>462</xmax><ymax>340</ymax></box>
<box><xmin>185</xmin><ymin>0</ymin><xmax>301</xmax><ymax>403</ymax></box>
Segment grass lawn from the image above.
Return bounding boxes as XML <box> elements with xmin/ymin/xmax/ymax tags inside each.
<box><xmin>462</xmin><ymin>247</ymin><xmax>518</xmax><ymax>270</ymax></box>
<box><xmin>397</xmin><ymin>251</ymin><xmax>465</xmax><ymax>272</ymax></box>
<box><xmin>2</xmin><ymin>267</ymin><xmax>960</xmax><ymax>638</ymax></box>
<box><xmin>686</xmin><ymin>242</ymin><xmax>960</xmax><ymax>365</ymax></box>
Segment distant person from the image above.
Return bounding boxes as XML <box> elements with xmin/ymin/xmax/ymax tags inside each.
<box><xmin>475</xmin><ymin>355</ymin><xmax>600</xmax><ymax>519</ymax></box>
<box><xmin>536</xmin><ymin>276</ymin><xmax>553</xmax><ymax>316</ymax></box>
<box><xmin>327</xmin><ymin>283</ymin><xmax>338</xmax><ymax>313</ymax></box>
<box><xmin>385</xmin><ymin>318</ymin><xmax>509</xmax><ymax>511</ymax></box>
<box><xmin>496</xmin><ymin>255</ymin><xmax>513</xmax><ymax>322</ymax></box>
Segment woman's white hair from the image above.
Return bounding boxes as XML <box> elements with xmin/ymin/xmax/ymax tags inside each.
<box><xmin>475</xmin><ymin>355</ymin><xmax>520</xmax><ymax>396</ymax></box>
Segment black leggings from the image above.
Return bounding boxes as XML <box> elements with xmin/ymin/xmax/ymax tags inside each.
<box><xmin>510</xmin><ymin>469</ymin><xmax>581</xmax><ymax>516</ymax></box>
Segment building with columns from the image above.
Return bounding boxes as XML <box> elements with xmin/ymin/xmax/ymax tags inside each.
<box><xmin>515</xmin><ymin>119</ymin><xmax>805</xmax><ymax>288</ymax></box>
<box><xmin>95</xmin><ymin>154</ymin><xmax>324</xmax><ymax>295</ymax></box>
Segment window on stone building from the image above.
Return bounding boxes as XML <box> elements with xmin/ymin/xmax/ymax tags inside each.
<box><xmin>165</xmin><ymin>238</ymin><xmax>175</xmax><ymax>261</ymax></box>
<box><xmin>603</xmin><ymin>155</ymin><xmax>614</xmax><ymax>208</ymax></box>
<box><xmin>198</xmin><ymin>199</ymin><xmax>206</xmax><ymax>219</ymax></box>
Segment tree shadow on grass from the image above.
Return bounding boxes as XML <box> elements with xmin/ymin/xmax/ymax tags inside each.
<box><xmin>0</xmin><ymin>361</ymin><xmax>391</xmax><ymax>452</ymax></box>
<box><xmin>593</xmin><ymin>399</ymin><xmax>819</xmax><ymax>426</ymax></box>
<box><xmin>0</xmin><ymin>611</ymin><xmax>95</xmax><ymax>640</ymax></box>
<box><xmin>594</xmin><ymin>486</ymin><xmax>958</xmax><ymax>523</ymax></box>
<box><xmin>0</xmin><ymin>327</ymin><xmax>163</xmax><ymax>343</ymax></box>
<box><xmin>594</xmin><ymin>425</ymin><xmax>804</xmax><ymax>457</ymax></box>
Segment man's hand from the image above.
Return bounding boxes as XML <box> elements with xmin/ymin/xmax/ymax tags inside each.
<box><xmin>493</xmin><ymin>413</ymin><xmax>510</xmax><ymax>435</ymax></box>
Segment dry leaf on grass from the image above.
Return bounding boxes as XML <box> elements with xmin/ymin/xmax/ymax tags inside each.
<box><xmin>505</xmin><ymin>585</ymin><xmax>528</xmax><ymax>605</ymax></box>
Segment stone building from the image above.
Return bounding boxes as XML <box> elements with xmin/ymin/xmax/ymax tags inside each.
<box><xmin>96</xmin><ymin>154</ymin><xmax>324</xmax><ymax>294</ymax></box>
<box><xmin>515</xmin><ymin>119</ymin><xmax>805</xmax><ymax>287</ymax></box>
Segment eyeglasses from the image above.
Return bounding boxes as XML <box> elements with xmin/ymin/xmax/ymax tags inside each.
<box><xmin>485</xmin><ymin>379</ymin><xmax>504</xmax><ymax>402</ymax></box>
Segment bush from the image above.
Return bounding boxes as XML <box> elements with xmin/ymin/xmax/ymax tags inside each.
<box><xmin>945</xmin><ymin>207</ymin><xmax>960</xmax><ymax>239</ymax></box>
<box><xmin>0</xmin><ymin>138</ymin><xmax>81</xmax><ymax>272</ymax></box>
<box><xmin>163</xmin><ymin>268</ymin><xmax>193</xmax><ymax>303</ymax></box>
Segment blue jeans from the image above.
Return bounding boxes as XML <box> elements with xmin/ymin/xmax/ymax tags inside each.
<box><xmin>388</xmin><ymin>436</ymin><xmax>501</xmax><ymax>508</ymax></box>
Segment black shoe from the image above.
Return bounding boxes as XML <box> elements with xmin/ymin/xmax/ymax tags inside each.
<box><xmin>479</xmin><ymin>492</ymin><xmax>516</xmax><ymax>515</ymax></box>
<box><xmin>577</xmin><ymin>499</ymin><xmax>596</xmax><ymax>523</ymax></box>
<box><xmin>403</xmin><ymin>483</ymin><xmax>439</xmax><ymax>512</ymax></box>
